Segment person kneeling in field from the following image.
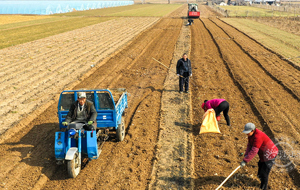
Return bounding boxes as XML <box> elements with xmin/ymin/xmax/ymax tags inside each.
<box><xmin>62</xmin><ymin>92</ymin><xmax>97</xmax><ymax>130</ymax></box>
<box><xmin>187</xmin><ymin>19</ymin><xmax>194</xmax><ymax>25</ymax></box>
<box><xmin>240</xmin><ymin>123</ymin><xmax>278</xmax><ymax>190</ymax></box>
<box><xmin>201</xmin><ymin>99</ymin><xmax>230</xmax><ymax>126</ymax></box>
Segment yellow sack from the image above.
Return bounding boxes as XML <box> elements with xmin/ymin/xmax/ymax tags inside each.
<box><xmin>199</xmin><ymin>109</ymin><xmax>221</xmax><ymax>134</ymax></box>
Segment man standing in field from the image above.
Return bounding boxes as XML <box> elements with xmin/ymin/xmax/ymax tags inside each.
<box><xmin>240</xmin><ymin>123</ymin><xmax>278</xmax><ymax>190</ymax></box>
<box><xmin>176</xmin><ymin>53</ymin><xmax>192</xmax><ymax>93</ymax></box>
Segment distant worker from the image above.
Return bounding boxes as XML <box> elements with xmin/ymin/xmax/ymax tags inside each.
<box><xmin>187</xmin><ymin>19</ymin><xmax>194</xmax><ymax>26</ymax></box>
<box><xmin>62</xmin><ymin>92</ymin><xmax>97</xmax><ymax>130</ymax></box>
<box><xmin>240</xmin><ymin>123</ymin><xmax>278</xmax><ymax>190</ymax></box>
<box><xmin>201</xmin><ymin>99</ymin><xmax>230</xmax><ymax>126</ymax></box>
<box><xmin>176</xmin><ymin>53</ymin><xmax>192</xmax><ymax>93</ymax></box>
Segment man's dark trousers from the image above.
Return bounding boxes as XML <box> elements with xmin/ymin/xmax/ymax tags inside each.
<box><xmin>257</xmin><ymin>159</ymin><xmax>275</xmax><ymax>190</ymax></box>
<box><xmin>179</xmin><ymin>72</ymin><xmax>190</xmax><ymax>92</ymax></box>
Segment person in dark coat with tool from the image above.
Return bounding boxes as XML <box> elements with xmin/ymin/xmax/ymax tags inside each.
<box><xmin>240</xmin><ymin>123</ymin><xmax>278</xmax><ymax>190</ymax></box>
<box><xmin>62</xmin><ymin>92</ymin><xmax>98</xmax><ymax>130</ymax></box>
<box><xmin>176</xmin><ymin>53</ymin><xmax>192</xmax><ymax>93</ymax></box>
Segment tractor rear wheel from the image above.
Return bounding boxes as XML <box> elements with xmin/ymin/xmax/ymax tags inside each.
<box><xmin>67</xmin><ymin>152</ymin><xmax>81</xmax><ymax>178</ymax></box>
<box><xmin>116</xmin><ymin>117</ymin><xmax>125</xmax><ymax>142</ymax></box>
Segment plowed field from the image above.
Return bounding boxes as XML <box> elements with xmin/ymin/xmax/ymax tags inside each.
<box><xmin>191</xmin><ymin>5</ymin><xmax>300</xmax><ymax>190</ymax></box>
<box><xmin>0</xmin><ymin>3</ymin><xmax>300</xmax><ymax>190</ymax></box>
<box><xmin>0</xmin><ymin>6</ymin><xmax>186</xmax><ymax>190</ymax></box>
<box><xmin>0</xmin><ymin>17</ymin><xmax>159</xmax><ymax>135</ymax></box>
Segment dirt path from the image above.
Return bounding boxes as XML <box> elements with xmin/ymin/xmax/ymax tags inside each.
<box><xmin>0</xmin><ymin>17</ymin><xmax>159</xmax><ymax>135</ymax></box>
<box><xmin>148</xmin><ymin>18</ymin><xmax>193</xmax><ymax>189</ymax></box>
<box><xmin>0</xmin><ymin>5</ymin><xmax>186</xmax><ymax>190</ymax></box>
<box><xmin>191</xmin><ymin>5</ymin><xmax>300</xmax><ymax>189</ymax></box>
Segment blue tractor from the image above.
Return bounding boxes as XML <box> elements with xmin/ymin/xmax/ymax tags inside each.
<box><xmin>54</xmin><ymin>89</ymin><xmax>128</xmax><ymax>178</ymax></box>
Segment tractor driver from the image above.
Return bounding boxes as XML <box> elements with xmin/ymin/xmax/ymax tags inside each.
<box><xmin>62</xmin><ymin>92</ymin><xmax>97</xmax><ymax>130</ymax></box>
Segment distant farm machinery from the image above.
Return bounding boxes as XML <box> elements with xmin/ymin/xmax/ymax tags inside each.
<box><xmin>188</xmin><ymin>3</ymin><xmax>200</xmax><ymax>18</ymax></box>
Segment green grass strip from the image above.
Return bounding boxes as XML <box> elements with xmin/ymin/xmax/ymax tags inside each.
<box><xmin>105</xmin><ymin>4</ymin><xmax>182</xmax><ymax>17</ymax></box>
<box><xmin>0</xmin><ymin>17</ymin><xmax>69</xmax><ymax>30</ymax></box>
<box><xmin>0</xmin><ymin>17</ymin><xmax>113</xmax><ymax>49</ymax></box>
<box><xmin>60</xmin><ymin>4</ymin><xmax>181</xmax><ymax>17</ymax></box>
<box><xmin>222</xmin><ymin>18</ymin><xmax>300</xmax><ymax>63</ymax></box>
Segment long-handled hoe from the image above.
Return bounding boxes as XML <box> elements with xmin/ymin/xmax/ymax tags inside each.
<box><xmin>215</xmin><ymin>165</ymin><xmax>241</xmax><ymax>190</ymax></box>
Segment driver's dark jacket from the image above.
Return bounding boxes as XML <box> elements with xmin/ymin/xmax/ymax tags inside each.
<box><xmin>65</xmin><ymin>100</ymin><xmax>97</xmax><ymax>123</ymax></box>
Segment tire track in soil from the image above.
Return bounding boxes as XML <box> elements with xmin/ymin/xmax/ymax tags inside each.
<box><xmin>0</xmin><ymin>17</ymin><xmax>159</xmax><ymax>135</ymax></box>
<box><xmin>0</xmin><ymin>5</ymin><xmax>186</xmax><ymax>190</ymax></box>
<box><xmin>191</xmin><ymin>6</ymin><xmax>299</xmax><ymax>188</ymax></box>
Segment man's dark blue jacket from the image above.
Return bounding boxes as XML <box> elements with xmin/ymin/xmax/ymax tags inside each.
<box><xmin>176</xmin><ymin>58</ymin><xmax>192</xmax><ymax>76</ymax></box>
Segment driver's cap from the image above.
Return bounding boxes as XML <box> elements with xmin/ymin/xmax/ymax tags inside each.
<box><xmin>78</xmin><ymin>92</ymin><xmax>86</xmax><ymax>99</ymax></box>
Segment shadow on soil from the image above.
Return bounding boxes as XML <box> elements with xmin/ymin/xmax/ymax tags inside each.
<box><xmin>4</xmin><ymin>123</ymin><xmax>59</xmax><ymax>179</ymax></box>
<box><xmin>175</xmin><ymin>121</ymin><xmax>193</xmax><ymax>133</ymax></box>
<box><xmin>4</xmin><ymin>122</ymin><xmax>117</xmax><ymax>181</ymax></box>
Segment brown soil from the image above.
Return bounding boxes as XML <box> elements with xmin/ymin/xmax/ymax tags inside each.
<box><xmin>0</xmin><ymin>5</ymin><xmax>186</xmax><ymax>190</ymax></box>
<box><xmin>191</xmin><ymin>6</ymin><xmax>300</xmax><ymax>190</ymax></box>
<box><xmin>1</xmin><ymin>4</ymin><xmax>300</xmax><ymax>190</ymax></box>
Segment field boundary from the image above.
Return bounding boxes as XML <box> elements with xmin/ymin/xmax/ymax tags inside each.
<box><xmin>0</xmin><ymin>17</ymin><xmax>162</xmax><ymax>144</ymax></box>
<box><xmin>219</xmin><ymin>18</ymin><xmax>300</xmax><ymax>70</ymax></box>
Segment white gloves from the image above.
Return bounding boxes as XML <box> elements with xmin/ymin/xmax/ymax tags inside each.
<box><xmin>240</xmin><ymin>161</ymin><xmax>246</xmax><ymax>167</ymax></box>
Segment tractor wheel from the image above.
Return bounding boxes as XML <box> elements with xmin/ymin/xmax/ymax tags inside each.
<box><xmin>67</xmin><ymin>152</ymin><xmax>81</xmax><ymax>178</ymax></box>
<box><xmin>116</xmin><ymin>117</ymin><xmax>125</xmax><ymax>142</ymax></box>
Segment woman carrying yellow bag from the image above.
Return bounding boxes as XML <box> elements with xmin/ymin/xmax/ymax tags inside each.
<box><xmin>201</xmin><ymin>99</ymin><xmax>230</xmax><ymax>126</ymax></box>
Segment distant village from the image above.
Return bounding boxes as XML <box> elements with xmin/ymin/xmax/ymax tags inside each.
<box><xmin>212</xmin><ymin>0</ymin><xmax>300</xmax><ymax>6</ymax></box>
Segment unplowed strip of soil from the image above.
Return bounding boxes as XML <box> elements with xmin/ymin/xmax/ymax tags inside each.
<box><xmin>0</xmin><ymin>17</ymin><xmax>159</xmax><ymax>135</ymax></box>
<box><xmin>191</xmin><ymin>5</ymin><xmax>300</xmax><ymax>189</ymax></box>
<box><xmin>148</xmin><ymin>18</ymin><xmax>193</xmax><ymax>189</ymax></box>
<box><xmin>0</xmin><ymin>5</ymin><xmax>186</xmax><ymax>190</ymax></box>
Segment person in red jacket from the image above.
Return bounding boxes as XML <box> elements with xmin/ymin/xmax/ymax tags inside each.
<box><xmin>201</xmin><ymin>99</ymin><xmax>230</xmax><ymax>126</ymax></box>
<box><xmin>240</xmin><ymin>123</ymin><xmax>278</xmax><ymax>190</ymax></box>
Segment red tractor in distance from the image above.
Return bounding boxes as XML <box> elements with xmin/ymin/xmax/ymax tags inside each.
<box><xmin>188</xmin><ymin>3</ymin><xmax>200</xmax><ymax>18</ymax></box>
